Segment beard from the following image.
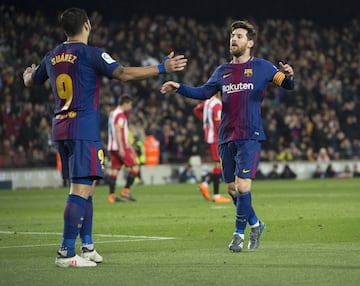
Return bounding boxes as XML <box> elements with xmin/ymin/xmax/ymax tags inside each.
<box><xmin>230</xmin><ymin>45</ymin><xmax>247</xmax><ymax>58</ymax></box>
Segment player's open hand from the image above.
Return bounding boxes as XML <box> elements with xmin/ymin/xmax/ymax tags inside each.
<box><xmin>23</xmin><ymin>64</ymin><xmax>36</xmax><ymax>79</ymax></box>
<box><xmin>23</xmin><ymin>64</ymin><xmax>37</xmax><ymax>87</ymax></box>
<box><xmin>279</xmin><ymin>62</ymin><xmax>294</xmax><ymax>79</ymax></box>
<box><xmin>160</xmin><ymin>81</ymin><xmax>180</xmax><ymax>94</ymax></box>
<box><xmin>164</xmin><ymin>51</ymin><xmax>187</xmax><ymax>73</ymax></box>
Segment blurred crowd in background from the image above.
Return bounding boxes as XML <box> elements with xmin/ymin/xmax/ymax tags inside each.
<box><xmin>0</xmin><ymin>5</ymin><xmax>359</xmax><ymax>172</ymax></box>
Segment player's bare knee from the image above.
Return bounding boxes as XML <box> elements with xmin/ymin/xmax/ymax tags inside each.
<box><xmin>236</xmin><ymin>178</ymin><xmax>252</xmax><ymax>193</ymax></box>
<box><xmin>70</xmin><ymin>183</ymin><xmax>93</xmax><ymax>199</ymax></box>
<box><xmin>226</xmin><ymin>182</ymin><xmax>236</xmax><ymax>198</ymax></box>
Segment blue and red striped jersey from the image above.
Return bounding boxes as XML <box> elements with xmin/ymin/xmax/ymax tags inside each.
<box><xmin>177</xmin><ymin>57</ymin><xmax>292</xmax><ymax>144</ymax></box>
<box><xmin>32</xmin><ymin>42</ymin><xmax>120</xmax><ymax>141</ymax></box>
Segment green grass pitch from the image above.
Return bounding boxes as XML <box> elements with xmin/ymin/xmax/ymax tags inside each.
<box><xmin>0</xmin><ymin>178</ymin><xmax>359</xmax><ymax>286</ymax></box>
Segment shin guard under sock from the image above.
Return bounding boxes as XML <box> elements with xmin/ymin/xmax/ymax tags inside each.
<box><xmin>80</xmin><ymin>196</ymin><xmax>93</xmax><ymax>246</ymax></box>
<box><xmin>235</xmin><ymin>192</ymin><xmax>252</xmax><ymax>234</ymax></box>
<box><xmin>60</xmin><ymin>194</ymin><xmax>86</xmax><ymax>257</ymax></box>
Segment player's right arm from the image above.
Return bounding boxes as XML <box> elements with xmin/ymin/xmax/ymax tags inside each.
<box><xmin>161</xmin><ymin>66</ymin><xmax>221</xmax><ymax>99</ymax></box>
<box><xmin>193</xmin><ymin>101</ymin><xmax>205</xmax><ymax>121</ymax></box>
<box><xmin>112</xmin><ymin>51</ymin><xmax>187</xmax><ymax>82</ymax></box>
<box><xmin>160</xmin><ymin>81</ymin><xmax>217</xmax><ymax>100</ymax></box>
<box><xmin>23</xmin><ymin>53</ymin><xmax>50</xmax><ymax>87</ymax></box>
<box><xmin>115</xmin><ymin>123</ymin><xmax>125</xmax><ymax>158</ymax></box>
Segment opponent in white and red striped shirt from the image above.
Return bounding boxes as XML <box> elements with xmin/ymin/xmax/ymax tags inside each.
<box><xmin>107</xmin><ymin>94</ymin><xmax>138</xmax><ymax>203</ymax></box>
<box><xmin>193</xmin><ymin>92</ymin><xmax>230</xmax><ymax>203</ymax></box>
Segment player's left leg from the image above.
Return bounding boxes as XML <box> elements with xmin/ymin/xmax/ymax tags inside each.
<box><xmin>219</xmin><ymin>142</ymin><xmax>244</xmax><ymax>251</ymax></box>
<box><xmin>120</xmin><ymin>149</ymin><xmax>139</xmax><ymax>201</ymax></box>
<box><xmin>107</xmin><ymin>169</ymin><xmax>125</xmax><ymax>203</ymax></box>
<box><xmin>248</xmin><ymin>219</ymin><xmax>266</xmax><ymax>250</ymax></box>
<box><xmin>107</xmin><ymin>171</ymin><xmax>118</xmax><ymax>203</ymax></box>
<box><xmin>121</xmin><ymin>168</ymin><xmax>138</xmax><ymax>201</ymax></box>
<box><xmin>222</xmin><ymin>140</ymin><xmax>265</xmax><ymax>252</ymax></box>
<box><xmin>107</xmin><ymin>151</ymin><xmax>126</xmax><ymax>203</ymax></box>
<box><xmin>79</xmin><ymin>181</ymin><xmax>103</xmax><ymax>263</ymax></box>
<box><xmin>56</xmin><ymin>140</ymin><xmax>104</xmax><ymax>267</ymax></box>
<box><xmin>55</xmin><ymin>180</ymin><xmax>98</xmax><ymax>267</ymax></box>
<box><xmin>233</xmin><ymin>140</ymin><xmax>265</xmax><ymax>250</ymax></box>
<box><xmin>226</xmin><ymin>182</ymin><xmax>237</xmax><ymax>205</ymax></box>
<box><xmin>75</xmin><ymin>142</ymin><xmax>105</xmax><ymax>261</ymax></box>
<box><xmin>212</xmin><ymin>162</ymin><xmax>230</xmax><ymax>203</ymax></box>
<box><xmin>199</xmin><ymin>165</ymin><xmax>211</xmax><ymax>200</ymax></box>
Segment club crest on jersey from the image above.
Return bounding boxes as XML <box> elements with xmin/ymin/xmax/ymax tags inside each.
<box><xmin>101</xmin><ymin>52</ymin><xmax>116</xmax><ymax>64</ymax></box>
<box><xmin>244</xmin><ymin>69</ymin><xmax>253</xmax><ymax>77</ymax></box>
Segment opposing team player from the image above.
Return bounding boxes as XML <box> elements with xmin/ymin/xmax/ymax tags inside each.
<box><xmin>193</xmin><ymin>92</ymin><xmax>230</xmax><ymax>203</ymax></box>
<box><xmin>107</xmin><ymin>94</ymin><xmax>138</xmax><ymax>203</ymax></box>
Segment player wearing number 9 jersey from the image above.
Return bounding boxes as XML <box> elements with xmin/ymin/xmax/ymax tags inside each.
<box><xmin>37</xmin><ymin>43</ymin><xmax>119</xmax><ymax>141</ymax></box>
<box><xmin>32</xmin><ymin>41</ymin><xmax>119</xmax><ymax>180</ymax></box>
<box><xmin>23</xmin><ymin>7</ymin><xmax>187</xmax><ymax>268</ymax></box>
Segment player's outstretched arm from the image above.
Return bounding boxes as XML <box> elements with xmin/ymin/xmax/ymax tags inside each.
<box><xmin>160</xmin><ymin>81</ymin><xmax>180</xmax><ymax>94</ymax></box>
<box><xmin>113</xmin><ymin>51</ymin><xmax>187</xmax><ymax>82</ymax></box>
<box><xmin>160</xmin><ymin>81</ymin><xmax>212</xmax><ymax>100</ymax></box>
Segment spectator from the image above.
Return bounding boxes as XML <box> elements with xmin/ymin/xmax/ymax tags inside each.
<box><xmin>324</xmin><ymin>164</ymin><xmax>337</xmax><ymax>178</ymax></box>
<box><xmin>336</xmin><ymin>164</ymin><xmax>352</xmax><ymax>179</ymax></box>
<box><xmin>312</xmin><ymin>164</ymin><xmax>324</xmax><ymax>179</ymax></box>
<box><xmin>280</xmin><ymin>164</ymin><xmax>297</xmax><ymax>179</ymax></box>
<box><xmin>317</xmin><ymin>147</ymin><xmax>330</xmax><ymax>163</ymax></box>
<box><xmin>179</xmin><ymin>164</ymin><xmax>197</xmax><ymax>183</ymax></box>
<box><xmin>267</xmin><ymin>164</ymin><xmax>280</xmax><ymax>179</ymax></box>
<box><xmin>276</xmin><ymin>147</ymin><xmax>294</xmax><ymax>161</ymax></box>
<box><xmin>353</xmin><ymin>164</ymin><xmax>360</xmax><ymax>177</ymax></box>
<box><xmin>1</xmin><ymin>6</ymin><xmax>360</xmax><ymax>168</ymax></box>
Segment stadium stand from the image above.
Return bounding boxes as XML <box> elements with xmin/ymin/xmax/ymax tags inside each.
<box><xmin>0</xmin><ymin>5</ymin><xmax>359</xmax><ymax>172</ymax></box>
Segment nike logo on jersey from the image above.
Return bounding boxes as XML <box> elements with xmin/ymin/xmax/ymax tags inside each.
<box><xmin>242</xmin><ymin>169</ymin><xmax>251</xmax><ymax>173</ymax></box>
<box><xmin>223</xmin><ymin>73</ymin><xmax>232</xmax><ymax>78</ymax></box>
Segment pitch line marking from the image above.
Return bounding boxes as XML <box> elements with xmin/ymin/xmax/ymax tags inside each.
<box><xmin>210</xmin><ymin>205</ymin><xmax>231</xmax><ymax>209</ymax></box>
<box><xmin>0</xmin><ymin>231</ymin><xmax>175</xmax><ymax>249</ymax></box>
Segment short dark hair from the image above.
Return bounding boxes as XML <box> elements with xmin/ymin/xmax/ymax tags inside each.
<box><xmin>59</xmin><ymin>8</ymin><xmax>89</xmax><ymax>37</ymax></box>
<box><xmin>231</xmin><ymin>20</ymin><xmax>257</xmax><ymax>43</ymax></box>
<box><xmin>119</xmin><ymin>94</ymin><xmax>134</xmax><ymax>105</ymax></box>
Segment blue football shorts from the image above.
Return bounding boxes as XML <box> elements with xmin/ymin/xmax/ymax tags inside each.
<box><xmin>219</xmin><ymin>139</ymin><xmax>261</xmax><ymax>183</ymax></box>
<box><xmin>56</xmin><ymin>140</ymin><xmax>105</xmax><ymax>182</ymax></box>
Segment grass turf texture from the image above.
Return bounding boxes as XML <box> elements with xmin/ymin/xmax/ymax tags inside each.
<box><xmin>0</xmin><ymin>178</ymin><xmax>359</xmax><ymax>286</ymax></box>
